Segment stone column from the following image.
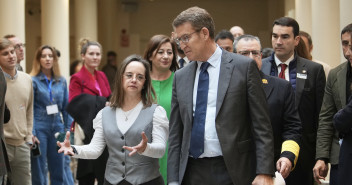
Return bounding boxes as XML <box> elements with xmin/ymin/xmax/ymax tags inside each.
<box><xmin>74</xmin><ymin>0</ymin><xmax>98</xmax><ymax>59</ymax></box>
<box><xmin>41</xmin><ymin>0</ymin><xmax>70</xmax><ymax>80</ymax></box>
<box><xmin>312</xmin><ymin>0</ymin><xmax>340</xmax><ymax>68</ymax></box>
<box><xmin>0</xmin><ymin>0</ymin><xmax>26</xmax><ymax>72</ymax></box>
<box><xmin>295</xmin><ymin>0</ymin><xmax>312</xmax><ymax>34</ymax></box>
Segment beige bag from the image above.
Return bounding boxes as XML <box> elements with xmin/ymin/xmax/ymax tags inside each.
<box><xmin>74</xmin><ymin>122</ymin><xmax>85</xmax><ymax>145</ymax></box>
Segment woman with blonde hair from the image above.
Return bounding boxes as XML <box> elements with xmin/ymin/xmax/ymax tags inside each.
<box><xmin>30</xmin><ymin>45</ymin><xmax>73</xmax><ymax>185</ymax></box>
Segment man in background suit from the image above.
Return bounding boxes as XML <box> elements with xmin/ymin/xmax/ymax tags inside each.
<box><xmin>168</xmin><ymin>6</ymin><xmax>274</xmax><ymax>185</ymax></box>
<box><xmin>176</xmin><ymin>46</ymin><xmax>189</xmax><ymax>69</ymax></box>
<box><xmin>215</xmin><ymin>30</ymin><xmax>234</xmax><ymax>52</ymax></box>
<box><xmin>313</xmin><ymin>23</ymin><xmax>352</xmax><ymax>185</ymax></box>
<box><xmin>234</xmin><ymin>34</ymin><xmax>302</xmax><ymax>179</ymax></box>
<box><xmin>261</xmin><ymin>17</ymin><xmax>326</xmax><ymax>185</ymax></box>
<box><xmin>0</xmin><ymin>39</ymin><xmax>12</xmax><ymax>185</ymax></box>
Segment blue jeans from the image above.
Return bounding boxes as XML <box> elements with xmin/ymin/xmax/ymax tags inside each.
<box><xmin>31</xmin><ymin>122</ymin><xmax>65</xmax><ymax>185</ymax></box>
<box><xmin>63</xmin><ymin>156</ymin><xmax>74</xmax><ymax>185</ymax></box>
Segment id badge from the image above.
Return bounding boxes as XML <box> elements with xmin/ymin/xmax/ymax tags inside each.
<box><xmin>46</xmin><ymin>104</ymin><xmax>59</xmax><ymax>115</ymax></box>
<box><xmin>297</xmin><ymin>73</ymin><xmax>307</xmax><ymax>79</ymax></box>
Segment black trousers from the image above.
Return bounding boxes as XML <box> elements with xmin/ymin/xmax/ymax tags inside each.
<box><xmin>330</xmin><ymin>164</ymin><xmax>338</xmax><ymax>185</ymax></box>
<box><xmin>104</xmin><ymin>176</ymin><xmax>164</xmax><ymax>185</ymax></box>
<box><xmin>182</xmin><ymin>156</ymin><xmax>233</xmax><ymax>185</ymax></box>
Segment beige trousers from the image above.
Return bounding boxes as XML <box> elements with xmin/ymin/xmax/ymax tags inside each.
<box><xmin>7</xmin><ymin>143</ymin><xmax>31</xmax><ymax>185</ymax></box>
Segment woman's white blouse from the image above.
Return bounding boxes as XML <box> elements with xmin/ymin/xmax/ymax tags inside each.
<box><xmin>73</xmin><ymin>101</ymin><xmax>169</xmax><ymax>159</ymax></box>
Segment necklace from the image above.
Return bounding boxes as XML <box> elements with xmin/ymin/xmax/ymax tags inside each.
<box><xmin>122</xmin><ymin>101</ymin><xmax>141</xmax><ymax>121</ymax></box>
<box><xmin>123</xmin><ymin>110</ymin><xmax>132</xmax><ymax>121</ymax></box>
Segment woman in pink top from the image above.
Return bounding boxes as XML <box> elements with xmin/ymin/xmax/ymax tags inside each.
<box><xmin>69</xmin><ymin>39</ymin><xmax>111</xmax><ymax>185</ymax></box>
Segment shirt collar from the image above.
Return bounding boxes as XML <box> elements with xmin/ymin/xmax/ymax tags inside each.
<box><xmin>37</xmin><ymin>72</ymin><xmax>60</xmax><ymax>82</ymax></box>
<box><xmin>3</xmin><ymin>69</ymin><xmax>18</xmax><ymax>80</ymax></box>
<box><xmin>274</xmin><ymin>53</ymin><xmax>294</xmax><ymax>67</ymax></box>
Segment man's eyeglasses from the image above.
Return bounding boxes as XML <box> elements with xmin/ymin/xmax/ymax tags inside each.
<box><xmin>173</xmin><ymin>31</ymin><xmax>199</xmax><ymax>46</ymax></box>
<box><xmin>124</xmin><ymin>73</ymin><xmax>145</xmax><ymax>82</ymax></box>
<box><xmin>14</xmin><ymin>43</ymin><xmax>25</xmax><ymax>50</ymax></box>
<box><xmin>238</xmin><ymin>50</ymin><xmax>261</xmax><ymax>58</ymax></box>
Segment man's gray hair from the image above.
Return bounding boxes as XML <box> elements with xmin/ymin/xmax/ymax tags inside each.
<box><xmin>233</xmin><ymin>34</ymin><xmax>262</xmax><ymax>53</ymax></box>
<box><xmin>172</xmin><ymin>6</ymin><xmax>215</xmax><ymax>39</ymax></box>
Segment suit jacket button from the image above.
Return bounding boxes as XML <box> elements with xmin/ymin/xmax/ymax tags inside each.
<box><xmin>121</xmin><ymin>136</ymin><xmax>124</xmax><ymax>140</ymax></box>
<box><xmin>122</xmin><ymin>174</ymin><xmax>125</xmax><ymax>178</ymax></box>
<box><xmin>121</xmin><ymin>148</ymin><xmax>125</xmax><ymax>153</ymax></box>
<box><xmin>122</xmin><ymin>161</ymin><xmax>125</xmax><ymax>166</ymax></box>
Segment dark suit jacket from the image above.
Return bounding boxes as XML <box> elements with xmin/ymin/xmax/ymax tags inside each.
<box><xmin>316</xmin><ymin>61</ymin><xmax>350</xmax><ymax>165</ymax></box>
<box><xmin>0</xmin><ymin>68</ymin><xmax>11</xmax><ymax>176</ymax></box>
<box><xmin>262</xmin><ymin>54</ymin><xmax>325</xmax><ymax>184</ymax></box>
<box><xmin>168</xmin><ymin>50</ymin><xmax>275</xmax><ymax>185</ymax></box>
<box><xmin>333</xmin><ymin>96</ymin><xmax>352</xmax><ymax>185</ymax></box>
<box><xmin>260</xmin><ymin>72</ymin><xmax>301</xmax><ymax>166</ymax></box>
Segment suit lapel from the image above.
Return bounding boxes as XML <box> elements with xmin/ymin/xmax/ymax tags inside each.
<box><xmin>337</xmin><ymin>64</ymin><xmax>347</xmax><ymax>107</ymax></box>
<box><xmin>261</xmin><ymin>74</ymin><xmax>273</xmax><ymax>99</ymax></box>
<box><xmin>295</xmin><ymin>58</ymin><xmax>306</xmax><ymax>108</ymax></box>
<box><xmin>183</xmin><ymin>62</ymin><xmax>197</xmax><ymax>124</ymax></box>
<box><xmin>216</xmin><ymin>52</ymin><xmax>233</xmax><ymax>116</ymax></box>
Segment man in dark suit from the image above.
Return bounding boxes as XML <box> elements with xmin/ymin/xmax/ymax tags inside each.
<box><xmin>261</xmin><ymin>17</ymin><xmax>326</xmax><ymax>185</ymax></box>
<box><xmin>313</xmin><ymin>23</ymin><xmax>352</xmax><ymax>185</ymax></box>
<box><xmin>168</xmin><ymin>7</ymin><xmax>275</xmax><ymax>185</ymax></box>
<box><xmin>333</xmin><ymin>94</ymin><xmax>352</xmax><ymax>185</ymax></box>
<box><xmin>234</xmin><ymin>34</ymin><xmax>302</xmax><ymax>179</ymax></box>
<box><xmin>0</xmin><ymin>42</ymin><xmax>11</xmax><ymax>184</ymax></box>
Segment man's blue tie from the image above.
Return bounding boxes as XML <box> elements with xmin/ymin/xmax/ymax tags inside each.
<box><xmin>179</xmin><ymin>58</ymin><xmax>185</xmax><ymax>68</ymax></box>
<box><xmin>190</xmin><ymin>62</ymin><xmax>210</xmax><ymax>158</ymax></box>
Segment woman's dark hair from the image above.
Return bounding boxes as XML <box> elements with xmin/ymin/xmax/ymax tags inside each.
<box><xmin>70</xmin><ymin>60</ymin><xmax>82</xmax><ymax>76</ymax></box>
<box><xmin>295</xmin><ymin>39</ymin><xmax>310</xmax><ymax>60</ymax></box>
<box><xmin>143</xmin><ymin>35</ymin><xmax>179</xmax><ymax>72</ymax></box>
<box><xmin>110</xmin><ymin>54</ymin><xmax>156</xmax><ymax>108</ymax></box>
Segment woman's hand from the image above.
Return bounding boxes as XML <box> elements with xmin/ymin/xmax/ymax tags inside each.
<box><xmin>57</xmin><ymin>131</ymin><xmax>74</xmax><ymax>156</ymax></box>
<box><xmin>123</xmin><ymin>132</ymin><xmax>148</xmax><ymax>156</ymax></box>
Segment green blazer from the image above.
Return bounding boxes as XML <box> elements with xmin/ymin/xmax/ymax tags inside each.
<box><xmin>316</xmin><ymin>61</ymin><xmax>350</xmax><ymax>165</ymax></box>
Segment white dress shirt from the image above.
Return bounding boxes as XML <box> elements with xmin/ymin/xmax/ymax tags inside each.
<box><xmin>275</xmin><ymin>54</ymin><xmax>294</xmax><ymax>81</ymax></box>
<box><xmin>73</xmin><ymin>101</ymin><xmax>169</xmax><ymax>159</ymax></box>
<box><xmin>192</xmin><ymin>46</ymin><xmax>222</xmax><ymax>158</ymax></box>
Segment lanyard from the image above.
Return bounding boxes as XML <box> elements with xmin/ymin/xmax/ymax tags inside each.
<box><xmin>44</xmin><ymin>76</ymin><xmax>54</xmax><ymax>103</ymax></box>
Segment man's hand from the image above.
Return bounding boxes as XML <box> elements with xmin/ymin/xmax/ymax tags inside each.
<box><xmin>252</xmin><ymin>174</ymin><xmax>273</xmax><ymax>185</ymax></box>
<box><xmin>313</xmin><ymin>160</ymin><xmax>329</xmax><ymax>184</ymax></box>
<box><xmin>31</xmin><ymin>136</ymin><xmax>40</xmax><ymax>149</ymax></box>
<box><xmin>276</xmin><ymin>157</ymin><xmax>292</xmax><ymax>178</ymax></box>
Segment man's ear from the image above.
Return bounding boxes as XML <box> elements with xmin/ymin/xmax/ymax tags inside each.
<box><xmin>294</xmin><ymin>36</ymin><xmax>300</xmax><ymax>47</ymax></box>
<box><xmin>201</xmin><ymin>27</ymin><xmax>210</xmax><ymax>40</ymax></box>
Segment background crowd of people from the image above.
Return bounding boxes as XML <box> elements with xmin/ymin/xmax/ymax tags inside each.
<box><xmin>0</xmin><ymin>5</ymin><xmax>351</xmax><ymax>185</ymax></box>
